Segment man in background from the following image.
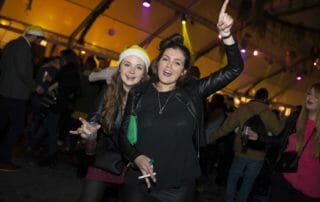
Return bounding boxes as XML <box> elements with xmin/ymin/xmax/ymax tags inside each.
<box><xmin>209</xmin><ymin>88</ymin><xmax>284</xmax><ymax>202</ymax></box>
<box><xmin>0</xmin><ymin>25</ymin><xmax>44</xmax><ymax>171</ymax></box>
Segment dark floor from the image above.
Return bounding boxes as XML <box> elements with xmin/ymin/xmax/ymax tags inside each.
<box><xmin>0</xmin><ymin>145</ymin><xmax>227</xmax><ymax>202</ymax></box>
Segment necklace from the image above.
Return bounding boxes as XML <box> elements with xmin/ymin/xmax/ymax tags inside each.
<box><xmin>157</xmin><ymin>91</ymin><xmax>174</xmax><ymax>115</ymax></box>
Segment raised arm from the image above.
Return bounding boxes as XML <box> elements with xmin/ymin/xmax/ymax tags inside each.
<box><xmin>198</xmin><ymin>0</ymin><xmax>243</xmax><ymax>97</ymax></box>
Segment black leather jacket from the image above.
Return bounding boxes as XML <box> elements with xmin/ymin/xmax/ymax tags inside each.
<box><xmin>87</xmin><ymin>86</ymin><xmax>123</xmax><ymax>164</ymax></box>
<box><xmin>120</xmin><ymin>43</ymin><xmax>244</xmax><ymax>162</ymax></box>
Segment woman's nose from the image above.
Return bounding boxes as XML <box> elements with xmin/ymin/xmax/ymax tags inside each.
<box><xmin>166</xmin><ymin>60</ymin><xmax>172</xmax><ymax>68</ymax></box>
<box><xmin>129</xmin><ymin>66</ymin><xmax>135</xmax><ymax>73</ymax></box>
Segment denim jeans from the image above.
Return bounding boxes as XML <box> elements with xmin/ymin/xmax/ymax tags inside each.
<box><xmin>226</xmin><ymin>155</ymin><xmax>264</xmax><ymax>202</ymax></box>
<box><xmin>29</xmin><ymin>111</ymin><xmax>59</xmax><ymax>156</ymax></box>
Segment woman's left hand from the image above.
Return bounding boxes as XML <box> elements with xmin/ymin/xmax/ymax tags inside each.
<box><xmin>217</xmin><ymin>0</ymin><xmax>234</xmax><ymax>37</ymax></box>
<box><xmin>134</xmin><ymin>155</ymin><xmax>156</xmax><ymax>188</ymax></box>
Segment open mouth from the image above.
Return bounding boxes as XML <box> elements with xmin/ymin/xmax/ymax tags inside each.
<box><xmin>162</xmin><ymin>69</ymin><xmax>172</xmax><ymax>77</ymax></box>
<box><xmin>126</xmin><ymin>75</ymin><xmax>136</xmax><ymax>80</ymax></box>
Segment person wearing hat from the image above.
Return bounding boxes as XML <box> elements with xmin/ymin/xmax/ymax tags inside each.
<box><xmin>70</xmin><ymin>45</ymin><xmax>150</xmax><ymax>202</ymax></box>
<box><xmin>0</xmin><ymin>25</ymin><xmax>45</xmax><ymax>171</ymax></box>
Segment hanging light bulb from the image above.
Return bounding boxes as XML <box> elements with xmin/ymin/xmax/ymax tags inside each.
<box><xmin>181</xmin><ymin>14</ymin><xmax>187</xmax><ymax>25</ymax></box>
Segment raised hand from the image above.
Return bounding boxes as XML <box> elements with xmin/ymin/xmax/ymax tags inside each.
<box><xmin>69</xmin><ymin>117</ymin><xmax>101</xmax><ymax>141</ymax></box>
<box><xmin>217</xmin><ymin>0</ymin><xmax>233</xmax><ymax>37</ymax></box>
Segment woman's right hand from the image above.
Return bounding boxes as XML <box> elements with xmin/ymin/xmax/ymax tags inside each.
<box><xmin>69</xmin><ymin>117</ymin><xmax>101</xmax><ymax>141</ymax></box>
<box><xmin>134</xmin><ymin>155</ymin><xmax>156</xmax><ymax>188</ymax></box>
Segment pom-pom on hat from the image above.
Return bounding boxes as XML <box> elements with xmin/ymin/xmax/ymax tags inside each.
<box><xmin>119</xmin><ymin>45</ymin><xmax>150</xmax><ymax>72</ymax></box>
<box><xmin>24</xmin><ymin>25</ymin><xmax>45</xmax><ymax>37</ymax></box>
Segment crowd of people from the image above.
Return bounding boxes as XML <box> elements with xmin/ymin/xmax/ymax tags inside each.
<box><xmin>0</xmin><ymin>0</ymin><xmax>319</xmax><ymax>202</ymax></box>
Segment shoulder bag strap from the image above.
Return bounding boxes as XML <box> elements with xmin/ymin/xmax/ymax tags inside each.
<box><xmin>298</xmin><ymin>129</ymin><xmax>315</xmax><ymax>157</ymax></box>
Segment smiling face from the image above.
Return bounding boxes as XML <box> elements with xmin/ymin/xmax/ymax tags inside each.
<box><xmin>157</xmin><ymin>48</ymin><xmax>186</xmax><ymax>90</ymax></box>
<box><xmin>119</xmin><ymin>55</ymin><xmax>146</xmax><ymax>92</ymax></box>
<box><xmin>305</xmin><ymin>87</ymin><xmax>319</xmax><ymax>113</ymax></box>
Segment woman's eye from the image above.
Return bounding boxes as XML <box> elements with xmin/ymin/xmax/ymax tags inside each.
<box><xmin>136</xmin><ymin>65</ymin><xmax>143</xmax><ymax>70</ymax></box>
<box><xmin>162</xmin><ymin>57</ymin><xmax>168</xmax><ymax>61</ymax></box>
<box><xmin>124</xmin><ymin>63</ymin><xmax>130</xmax><ymax>67</ymax></box>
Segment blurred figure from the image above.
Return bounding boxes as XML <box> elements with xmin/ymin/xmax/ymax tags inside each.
<box><xmin>0</xmin><ymin>25</ymin><xmax>44</xmax><ymax>171</ymax></box>
<box><xmin>89</xmin><ymin>64</ymin><xmax>118</xmax><ymax>85</ymax></box>
<box><xmin>209</xmin><ymin>88</ymin><xmax>284</xmax><ymax>202</ymax></box>
<box><xmin>188</xmin><ymin>65</ymin><xmax>201</xmax><ymax>80</ymax></box>
<box><xmin>37</xmin><ymin>49</ymin><xmax>80</xmax><ymax>167</ymax></box>
<box><xmin>267</xmin><ymin>83</ymin><xmax>320</xmax><ymax>202</ymax></box>
<box><xmin>26</xmin><ymin>57</ymin><xmax>61</xmax><ymax>163</ymax></box>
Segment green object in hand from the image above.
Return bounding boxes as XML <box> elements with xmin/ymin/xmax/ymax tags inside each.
<box><xmin>127</xmin><ymin>115</ymin><xmax>138</xmax><ymax>145</ymax></box>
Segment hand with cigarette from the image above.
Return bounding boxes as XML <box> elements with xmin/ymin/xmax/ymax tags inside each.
<box><xmin>134</xmin><ymin>155</ymin><xmax>156</xmax><ymax>188</ymax></box>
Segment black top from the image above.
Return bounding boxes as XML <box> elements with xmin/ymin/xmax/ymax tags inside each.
<box><xmin>125</xmin><ymin>85</ymin><xmax>197</xmax><ymax>190</ymax></box>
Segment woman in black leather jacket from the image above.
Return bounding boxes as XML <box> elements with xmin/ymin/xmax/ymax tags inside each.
<box><xmin>119</xmin><ymin>1</ymin><xmax>244</xmax><ymax>201</ymax></box>
<box><xmin>70</xmin><ymin>45</ymin><xmax>150</xmax><ymax>202</ymax></box>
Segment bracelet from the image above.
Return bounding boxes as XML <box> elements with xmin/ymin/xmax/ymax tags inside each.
<box><xmin>221</xmin><ymin>33</ymin><xmax>232</xmax><ymax>39</ymax></box>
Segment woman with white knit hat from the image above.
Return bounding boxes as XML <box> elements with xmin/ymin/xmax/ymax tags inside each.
<box><xmin>70</xmin><ymin>45</ymin><xmax>150</xmax><ymax>202</ymax></box>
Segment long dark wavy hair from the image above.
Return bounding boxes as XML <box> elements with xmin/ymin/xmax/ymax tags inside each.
<box><xmin>151</xmin><ymin>33</ymin><xmax>192</xmax><ymax>88</ymax></box>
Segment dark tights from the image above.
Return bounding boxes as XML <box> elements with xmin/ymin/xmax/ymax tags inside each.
<box><xmin>121</xmin><ymin>182</ymin><xmax>195</xmax><ymax>202</ymax></box>
<box><xmin>78</xmin><ymin>180</ymin><xmax>119</xmax><ymax>202</ymax></box>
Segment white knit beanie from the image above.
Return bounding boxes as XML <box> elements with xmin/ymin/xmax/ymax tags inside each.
<box><xmin>119</xmin><ymin>45</ymin><xmax>150</xmax><ymax>72</ymax></box>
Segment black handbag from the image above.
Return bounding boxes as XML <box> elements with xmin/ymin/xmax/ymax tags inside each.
<box><xmin>274</xmin><ymin>151</ymin><xmax>298</xmax><ymax>173</ymax></box>
<box><xmin>93</xmin><ymin>134</ymin><xmax>125</xmax><ymax>175</ymax></box>
<box><xmin>274</xmin><ymin>130</ymin><xmax>314</xmax><ymax>173</ymax></box>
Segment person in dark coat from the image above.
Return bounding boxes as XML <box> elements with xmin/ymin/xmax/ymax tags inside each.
<box><xmin>0</xmin><ymin>25</ymin><xmax>44</xmax><ymax>171</ymax></box>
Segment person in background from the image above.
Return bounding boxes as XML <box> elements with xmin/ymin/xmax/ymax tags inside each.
<box><xmin>188</xmin><ymin>65</ymin><xmax>200</xmax><ymax>80</ymax></box>
<box><xmin>89</xmin><ymin>66</ymin><xmax>118</xmax><ymax>85</ymax></box>
<box><xmin>36</xmin><ymin>49</ymin><xmax>80</xmax><ymax>167</ymax></box>
<box><xmin>0</xmin><ymin>25</ymin><xmax>45</xmax><ymax>171</ymax></box>
<box><xmin>251</xmin><ymin>83</ymin><xmax>320</xmax><ymax>202</ymax></box>
<box><xmin>70</xmin><ymin>45</ymin><xmax>150</xmax><ymax>202</ymax></box>
<box><xmin>119</xmin><ymin>1</ymin><xmax>243</xmax><ymax>201</ymax></box>
<box><xmin>209</xmin><ymin>88</ymin><xmax>284</xmax><ymax>202</ymax></box>
<box><xmin>26</xmin><ymin>57</ymin><xmax>61</xmax><ymax>162</ymax></box>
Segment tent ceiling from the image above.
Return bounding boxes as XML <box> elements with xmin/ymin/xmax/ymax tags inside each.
<box><xmin>0</xmin><ymin>0</ymin><xmax>319</xmax><ymax>107</ymax></box>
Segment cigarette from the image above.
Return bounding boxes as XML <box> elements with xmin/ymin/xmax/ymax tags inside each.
<box><xmin>138</xmin><ymin>172</ymin><xmax>157</xmax><ymax>179</ymax></box>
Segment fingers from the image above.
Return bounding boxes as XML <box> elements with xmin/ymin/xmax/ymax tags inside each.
<box><xmin>217</xmin><ymin>0</ymin><xmax>233</xmax><ymax>34</ymax></box>
<box><xmin>135</xmin><ymin>155</ymin><xmax>157</xmax><ymax>188</ymax></box>
<box><xmin>68</xmin><ymin>118</ymin><xmax>101</xmax><ymax>140</ymax></box>
<box><xmin>219</xmin><ymin>0</ymin><xmax>229</xmax><ymax>18</ymax></box>
<box><xmin>78</xmin><ymin>117</ymin><xmax>88</xmax><ymax>125</ymax></box>
<box><xmin>143</xmin><ymin>171</ymin><xmax>151</xmax><ymax>188</ymax></box>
